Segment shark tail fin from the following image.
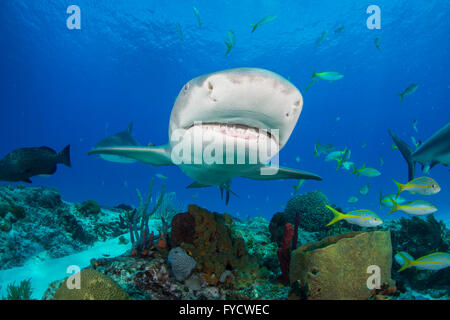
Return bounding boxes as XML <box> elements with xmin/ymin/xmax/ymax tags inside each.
<box><xmin>397</xmin><ymin>251</ymin><xmax>415</xmax><ymax>272</ymax></box>
<box><xmin>58</xmin><ymin>145</ymin><xmax>71</xmax><ymax>168</ymax></box>
<box><xmin>388</xmin><ymin>129</ymin><xmax>416</xmax><ymax>181</ymax></box>
<box><xmin>325</xmin><ymin>205</ymin><xmax>344</xmax><ymax>227</ymax></box>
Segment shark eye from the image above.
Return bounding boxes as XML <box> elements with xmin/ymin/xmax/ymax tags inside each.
<box><xmin>184</xmin><ymin>83</ymin><xmax>190</xmax><ymax>91</ymax></box>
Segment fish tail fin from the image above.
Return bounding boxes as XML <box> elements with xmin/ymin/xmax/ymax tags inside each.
<box><xmin>350</xmin><ymin>164</ymin><xmax>358</xmax><ymax>175</ymax></box>
<box><xmin>325</xmin><ymin>205</ymin><xmax>344</xmax><ymax>226</ymax></box>
<box><xmin>251</xmin><ymin>24</ymin><xmax>257</xmax><ymax>32</ymax></box>
<box><xmin>224</xmin><ymin>41</ymin><xmax>232</xmax><ymax>55</ymax></box>
<box><xmin>312</xmin><ymin>71</ymin><xmax>317</xmax><ymax>78</ymax></box>
<box><xmin>397</xmin><ymin>251</ymin><xmax>414</xmax><ymax>272</ymax></box>
<box><xmin>393</xmin><ymin>179</ymin><xmax>403</xmax><ymax>196</ymax></box>
<box><xmin>379</xmin><ymin>190</ymin><xmax>383</xmax><ymax>208</ymax></box>
<box><xmin>58</xmin><ymin>144</ymin><xmax>71</xmax><ymax>167</ymax></box>
<box><xmin>127</xmin><ymin>122</ymin><xmax>133</xmax><ymax>133</ymax></box>
<box><xmin>387</xmin><ymin>200</ymin><xmax>399</xmax><ymax>215</ymax></box>
<box><xmin>388</xmin><ymin>129</ymin><xmax>416</xmax><ymax>181</ymax></box>
<box><xmin>398</xmin><ymin>93</ymin><xmax>404</xmax><ymax>102</ymax></box>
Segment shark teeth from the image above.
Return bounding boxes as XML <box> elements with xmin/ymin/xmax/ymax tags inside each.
<box><xmin>186</xmin><ymin>122</ymin><xmax>273</xmax><ymax>141</ymax></box>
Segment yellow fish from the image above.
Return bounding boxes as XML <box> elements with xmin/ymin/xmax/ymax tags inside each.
<box><xmin>393</xmin><ymin>176</ymin><xmax>440</xmax><ymax>196</ymax></box>
<box><xmin>396</xmin><ymin>251</ymin><xmax>450</xmax><ymax>272</ymax></box>
<box><xmin>325</xmin><ymin>205</ymin><xmax>382</xmax><ymax>227</ymax></box>
<box><xmin>387</xmin><ymin>200</ymin><xmax>437</xmax><ymax>215</ymax></box>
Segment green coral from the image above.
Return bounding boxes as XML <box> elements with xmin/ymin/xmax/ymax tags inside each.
<box><xmin>54</xmin><ymin>269</ymin><xmax>129</xmax><ymax>300</ymax></box>
<box><xmin>77</xmin><ymin>200</ymin><xmax>101</xmax><ymax>216</ymax></box>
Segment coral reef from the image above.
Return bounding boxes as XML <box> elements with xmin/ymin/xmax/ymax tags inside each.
<box><xmin>44</xmin><ymin>218</ymin><xmax>285</xmax><ymax>301</ymax></box>
<box><xmin>76</xmin><ymin>200</ymin><xmax>101</xmax><ymax>216</ymax></box>
<box><xmin>384</xmin><ymin>214</ymin><xmax>450</xmax><ymax>295</ymax></box>
<box><xmin>285</xmin><ymin>191</ymin><xmax>333</xmax><ymax>232</ymax></box>
<box><xmin>289</xmin><ymin>231</ymin><xmax>394</xmax><ymax>300</ymax></box>
<box><xmin>53</xmin><ymin>269</ymin><xmax>129</xmax><ymax>300</ymax></box>
<box><xmin>270</xmin><ymin>191</ymin><xmax>360</xmax><ymax>247</ymax></box>
<box><xmin>0</xmin><ymin>185</ymin><xmax>128</xmax><ymax>270</ymax></box>
<box><xmin>169</xmin><ymin>205</ymin><xmax>258</xmax><ymax>286</ymax></box>
<box><xmin>277</xmin><ymin>223</ymin><xmax>293</xmax><ymax>285</ymax></box>
<box><xmin>122</xmin><ymin>178</ymin><xmax>166</xmax><ymax>256</ymax></box>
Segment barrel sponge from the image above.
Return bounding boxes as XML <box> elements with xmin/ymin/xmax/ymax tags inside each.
<box><xmin>167</xmin><ymin>247</ymin><xmax>197</xmax><ymax>281</ymax></box>
<box><xmin>54</xmin><ymin>269</ymin><xmax>129</xmax><ymax>300</ymax></box>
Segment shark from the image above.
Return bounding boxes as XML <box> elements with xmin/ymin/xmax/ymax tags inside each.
<box><xmin>389</xmin><ymin>122</ymin><xmax>450</xmax><ymax>180</ymax></box>
<box><xmin>94</xmin><ymin>122</ymin><xmax>140</xmax><ymax>163</ymax></box>
<box><xmin>88</xmin><ymin>68</ymin><xmax>322</xmax><ymax>203</ymax></box>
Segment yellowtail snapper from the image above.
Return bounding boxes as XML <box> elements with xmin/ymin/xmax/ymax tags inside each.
<box><xmin>398</xmin><ymin>83</ymin><xmax>418</xmax><ymax>102</ymax></box>
<box><xmin>351</xmin><ymin>164</ymin><xmax>381</xmax><ymax>177</ymax></box>
<box><xmin>387</xmin><ymin>199</ymin><xmax>437</xmax><ymax>215</ymax></box>
<box><xmin>325</xmin><ymin>205</ymin><xmax>382</xmax><ymax>227</ymax></box>
<box><xmin>250</xmin><ymin>15</ymin><xmax>277</xmax><ymax>33</ymax></box>
<box><xmin>192</xmin><ymin>7</ymin><xmax>203</xmax><ymax>27</ymax></box>
<box><xmin>379</xmin><ymin>191</ymin><xmax>406</xmax><ymax>208</ymax></box>
<box><xmin>396</xmin><ymin>251</ymin><xmax>450</xmax><ymax>272</ymax></box>
<box><xmin>224</xmin><ymin>30</ymin><xmax>236</xmax><ymax>55</ymax></box>
<box><xmin>312</xmin><ymin>71</ymin><xmax>344</xmax><ymax>82</ymax></box>
<box><xmin>393</xmin><ymin>176</ymin><xmax>440</xmax><ymax>196</ymax></box>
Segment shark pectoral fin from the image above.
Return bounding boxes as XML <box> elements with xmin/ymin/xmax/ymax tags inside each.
<box><xmin>241</xmin><ymin>166</ymin><xmax>322</xmax><ymax>181</ymax></box>
<box><xmin>186</xmin><ymin>181</ymin><xmax>213</xmax><ymax>189</ymax></box>
<box><xmin>88</xmin><ymin>145</ymin><xmax>173</xmax><ymax>165</ymax></box>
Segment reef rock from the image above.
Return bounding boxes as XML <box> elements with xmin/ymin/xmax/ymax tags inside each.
<box><xmin>0</xmin><ymin>185</ymin><xmax>128</xmax><ymax>270</ymax></box>
<box><xmin>170</xmin><ymin>205</ymin><xmax>259</xmax><ymax>286</ymax></box>
<box><xmin>289</xmin><ymin>230</ymin><xmax>394</xmax><ymax>300</ymax></box>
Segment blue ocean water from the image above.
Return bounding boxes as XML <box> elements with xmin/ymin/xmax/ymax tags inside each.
<box><xmin>0</xmin><ymin>0</ymin><xmax>449</xmax><ymax>224</ymax></box>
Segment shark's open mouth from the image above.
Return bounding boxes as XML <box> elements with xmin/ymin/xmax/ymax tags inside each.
<box><xmin>185</xmin><ymin>122</ymin><xmax>276</xmax><ymax>142</ymax></box>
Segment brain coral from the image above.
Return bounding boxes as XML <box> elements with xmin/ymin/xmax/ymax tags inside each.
<box><xmin>284</xmin><ymin>191</ymin><xmax>333</xmax><ymax>232</ymax></box>
<box><xmin>54</xmin><ymin>269</ymin><xmax>129</xmax><ymax>300</ymax></box>
<box><xmin>167</xmin><ymin>247</ymin><xmax>197</xmax><ymax>282</ymax></box>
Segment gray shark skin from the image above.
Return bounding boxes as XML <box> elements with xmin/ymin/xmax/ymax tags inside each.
<box><xmin>94</xmin><ymin>122</ymin><xmax>140</xmax><ymax>163</ymax></box>
<box><xmin>389</xmin><ymin>122</ymin><xmax>449</xmax><ymax>180</ymax></box>
<box><xmin>412</xmin><ymin>122</ymin><xmax>450</xmax><ymax>166</ymax></box>
<box><xmin>88</xmin><ymin>68</ymin><xmax>322</xmax><ymax>203</ymax></box>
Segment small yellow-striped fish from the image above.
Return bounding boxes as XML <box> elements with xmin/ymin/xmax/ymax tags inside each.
<box><xmin>393</xmin><ymin>176</ymin><xmax>440</xmax><ymax>196</ymax></box>
<box><xmin>325</xmin><ymin>205</ymin><xmax>382</xmax><ymax>227</ymax></box>
<box><xmin>387</xmin><ymin>200</ymin><xmax>437</xmax><ymax>215</ymax></box>
<box><xmin>379</xmin><ymin>191</ymin><xmax>406</xmax><ymax>208</ymax></box>
<box><xmin>396</xmin><ymin>251</ymin><xmax>450</xmax><ymax>272</ymax></box>
<box><xmin>351</xmin><ymin>164</ymin><xmax>381</xmax><ymax>177</ymax></box>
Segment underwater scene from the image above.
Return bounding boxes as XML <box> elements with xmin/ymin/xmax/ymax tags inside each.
<box><xmin>0</xmin><ymin>0</ymin><xmax>449</xmax><ymax>302</ymax></box>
